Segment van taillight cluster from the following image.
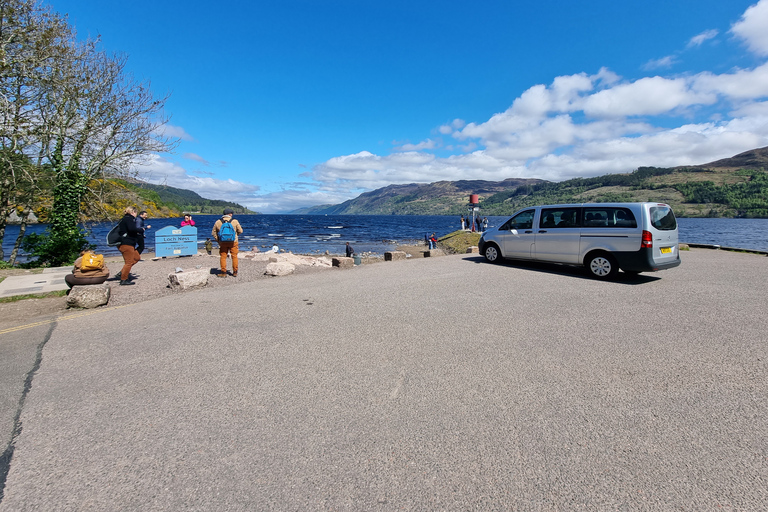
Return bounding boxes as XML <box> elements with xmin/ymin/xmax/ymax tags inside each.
<box><xmin>641</xmin><ymin>230</ymin><xmax>653</xmax><ymax>248</ymax></box>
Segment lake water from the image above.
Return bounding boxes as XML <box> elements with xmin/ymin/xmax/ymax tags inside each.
<box><xmin>3</xmin><ymin>215</ymin><xmax>768</xmax><ymax>261</ymax></box>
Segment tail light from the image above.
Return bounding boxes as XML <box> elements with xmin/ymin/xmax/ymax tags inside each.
<box><xmin>641</xmin><ymin>230</ymin><xmax>653</xmax><ymax>248</ymax></box>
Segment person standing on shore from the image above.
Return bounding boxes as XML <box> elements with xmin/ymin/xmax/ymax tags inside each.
<box><xmin>460</xmin><ymin>216</ymin><xmax>465</xmax><ymax>230</ymax></box>
<box><xmin>212</xmin><ymin>208</ymin><xmax>243</xmax><ymax>278</ymax></box>
<box><xmin>135</xmin><ymin>210</ymin><xmax>151</xmax><ymax>255</ymax></box>
<box><xmin>345</xmin><ymin>242</ymin><xmax>354</xmax><ymax>257</ymax></box>
<box><xmin>181</xmin><ymin>214</ymin><xmax>195</xmax><ymax>227</ymax></box>
<box><xmin>117</xmin><ymin>206</ymin><xmax>140</xmax><ymax>285</ymax></box>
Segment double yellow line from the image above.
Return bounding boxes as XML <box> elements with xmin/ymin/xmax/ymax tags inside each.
<box><xmin>0</xmin><ymin>304</ymin><xmax>135</xmax><ymax>335</ymax></box>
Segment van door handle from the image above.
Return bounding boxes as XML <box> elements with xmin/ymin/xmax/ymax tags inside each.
<box><xmin>539</xmin><ymin>230</ymin><xmax>547</xmax><ymax>233</ymax></box>
<box><xmin>524</xmin><ymin>230</ymin><xmax>533</xmax><ymax>234</ymax></box>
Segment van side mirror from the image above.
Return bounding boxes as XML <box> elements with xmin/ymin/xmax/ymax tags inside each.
<box><xmin>510</xmin><ymin>229</ymin><xmax>519</xmax><ymax>235</ymax></box>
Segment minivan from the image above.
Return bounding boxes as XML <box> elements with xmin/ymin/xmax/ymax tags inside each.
<box><xmin>478</xmin><ymin>202</ymin><xmax>681</xmax><ymax>278</ymax></box>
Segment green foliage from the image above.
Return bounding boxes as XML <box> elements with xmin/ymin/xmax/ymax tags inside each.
<box><xmin>116</xmin><ymin>180</ymin><xmax>254</xmax><ymax>214</ymax></box>
<box><xmin>674</xmin><ymin>172</ymin><xmax>768</xmax><ymax>216</ymax></box>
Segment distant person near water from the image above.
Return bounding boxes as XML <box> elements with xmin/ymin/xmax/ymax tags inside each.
<box><xmin>460</xmin><ymin>216</ymin><xmax>465</xmax><ymax>230</ymax></box>
<box><xmin>345</xmin><ymin>242</ymin><xmax>354</xmax><ymax>257</ymax></box>
<box><xmin>181</xmin><ymin>214</ymin><xmax>195</xmax><ymax>227</ymax></box>
<box><xmin>429</xmin><ymin>233</ymin><xmax>438</xmax><ymax>250</ymax></box>
<box><xmin>135</xmin><ymin>210</ymin><xmax>151</xmax><ymax>255</ymax></box>
<box><xmin>482</xmin><ymin>217</ymin><xmax>488</xmax><ymax>232</ymax></box>
<box><xmin>212</xmin><ymin>208</ymin><xmax>243</xmax><ymax>278</ymax></box>
<box><xmin>117</xmin><ymin>206</ymin><xmax>140</xmax><ymax>285</ymax></box>
<box><xmin>204</xmin><ymin>238</ymin><xmax>213</xmax><ymax>255</ymax></box>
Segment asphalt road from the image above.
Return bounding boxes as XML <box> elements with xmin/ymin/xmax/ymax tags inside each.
<box><xmin>0</xmin><ymin>249</ymin><xmax>766</xmax><ymax>511</ymax></box>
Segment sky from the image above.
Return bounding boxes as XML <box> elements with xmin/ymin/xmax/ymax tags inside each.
<box><xmin>53</xmin><ymin>0</ymin><xmax>768</xmax><ymax>213</ymax></box>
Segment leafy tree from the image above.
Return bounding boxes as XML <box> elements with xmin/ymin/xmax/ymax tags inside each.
<box><xmin>1</xmin><ymin>0</ymin><xmax>177</xmax><ymax>266</ymax></box>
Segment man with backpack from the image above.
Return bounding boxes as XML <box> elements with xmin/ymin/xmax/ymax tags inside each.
<box><xmin>211</xmin><ymin>208</ymin><xmax>243</xmax><ymax>278</ymax></box>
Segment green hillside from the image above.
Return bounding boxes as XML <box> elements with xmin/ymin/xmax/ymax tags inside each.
<box><xmin>292</xmin><ymin>147</ymin><xmax>768</xmax><ymax>218</ymax></box>
<box><xmin>119</xmin><ymin>180</ymin><xmax>256</xmax><ymax>215</ymax></box>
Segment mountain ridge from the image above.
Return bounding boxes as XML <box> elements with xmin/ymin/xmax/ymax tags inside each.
<box><xmin>290</xmin><ymin>147</ymin><xmax>768</xmax><ymax>218</ymax></box>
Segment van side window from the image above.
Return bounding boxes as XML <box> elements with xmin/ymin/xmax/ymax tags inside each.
<box><xmin>584</xmin><ymin>207</ymin><xmax>637</xmax><ymax>228</ymax></box>
<box><xmin>501</xmin><ymin>209</ymin><xmax>534</xmax><ymax>230</ymax></box>
<box><xmin>540</xmin><ymin>208</ymin><xmax>580</xmax><ymax>228</ymax></box>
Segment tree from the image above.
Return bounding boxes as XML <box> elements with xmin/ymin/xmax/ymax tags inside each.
<box><xmin>1</xmin><ymin>0</ymin><xmax>178</xmax><ymax>266</ymax></box>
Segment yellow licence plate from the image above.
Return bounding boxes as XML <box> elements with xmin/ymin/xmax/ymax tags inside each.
<box><xmin>660</xmin><ymin>247</ymin><xmax>673</xmax><ymax>254</ymax></box>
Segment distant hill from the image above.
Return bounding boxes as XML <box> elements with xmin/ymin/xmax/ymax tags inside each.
<box><xmin>290</xmin><ymin>178</ymin><xmax>544</xmax><ymax>215</ymax></box>
<box><xmin>123</xmin><ymin>179</ymin><xmax>256</xmax><ymax>215</ymax></box>
<box><xmin>291</xmin><ymin>147</ymin><xmax>768</xmax><ymax>218</ymax></box>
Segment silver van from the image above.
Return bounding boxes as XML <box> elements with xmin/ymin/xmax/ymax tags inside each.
<box><xmin>478</xmin><ymin>202</ymin><xmax>681</xmax><ymax>278</ymax></box>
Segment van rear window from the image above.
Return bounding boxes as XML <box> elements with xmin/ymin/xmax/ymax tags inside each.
<box><xmin>583</xmin><ymin>207</ymin><xmax>637</xmax><ymax>228</ymax></box>
<box><xmin>650</xmin><ymin>206</ymin><xmax>677</xmax><ymax>230</ymax></box>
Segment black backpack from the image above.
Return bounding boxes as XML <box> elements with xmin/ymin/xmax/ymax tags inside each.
<box><xmin>106</xmin><ymin>224</ymin><xmax>123</xmax><ymax>247</ymax></box>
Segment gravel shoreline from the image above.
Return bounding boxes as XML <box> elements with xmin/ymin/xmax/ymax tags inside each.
<box><xmin>0</xmin><ymin>244</ymin><xmax>431</xmax><ymax>328</ymax></box>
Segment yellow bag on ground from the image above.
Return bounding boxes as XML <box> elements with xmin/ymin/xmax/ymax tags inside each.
<box><xmin>80</xmin><ymin>252</ymin><xmax>104</xmax><ymax>272</ymax></box>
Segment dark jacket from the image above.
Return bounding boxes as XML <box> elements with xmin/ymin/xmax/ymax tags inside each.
<box><xmin>135</xmin><ymin>216</ymin><xmax>146</xmax><ymax>236</ymax></box>
<box><xmin>118</xmin><ymin>214</ymin><xmax>139</xmax><ymax>247</ymax></box>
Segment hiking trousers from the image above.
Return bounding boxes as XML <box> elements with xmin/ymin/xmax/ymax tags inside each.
<box><xmin>118</xmin><ymin>244</ymin><xmax>140</xmax><ymax>280</ymax></box>
<box><xmin>219</xmin><ymin>240</ymin><xmax>239</xmax><ymax>273</ymax></box>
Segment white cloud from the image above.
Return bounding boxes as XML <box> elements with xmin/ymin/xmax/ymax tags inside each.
<box><xmin>158</xmin><ymin>124</ymin><xmax>194</xmax><ymax>141</ymax></box>
<box><xmin>643</xmin><ymin>55</ymin><xmax>678</xmax><ymax>70</ymax></box>
<box><xmin>688</xmin><ymin>29</ymin><xmax>719</xmax><ymax>48</ymax></box>
<box><xmin>134</xmin><ymin>154</ymin><xmax>260</xmax><ymax>208</ymax></box>
<box><xmin>394</xmin><ymin>138</ymin><xmax>438</xmax><ymax>151</ymax></box>
<box><xmin>731</xmin><ymin>0</ymin><xmax>768</xmax><ymax>56</ymax></box>
<box><xmin>180</xmin><ymin>2</ymin><xmax>768</xmax><ymax>213</ymax></box>
<box><xmin>183</xmin><ymin>152</ymin><xmax>210</xmax><ymax>165</ymax></box>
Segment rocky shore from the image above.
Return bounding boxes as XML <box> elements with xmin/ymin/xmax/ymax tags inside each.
<box><xmin>0</xmin><ymin>244</ymin><xmax>433</xmax><ymax>329</ymax></box>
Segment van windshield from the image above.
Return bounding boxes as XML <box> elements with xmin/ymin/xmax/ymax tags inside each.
<box><xmin>650</xmin><ymin>206</ymin><xmax>677</xmax><ymax>230</ymax></box>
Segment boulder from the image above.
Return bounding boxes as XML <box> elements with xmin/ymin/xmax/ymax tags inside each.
<box><xmin>265</xmin><ymin>261</ymin><xmax>295</xmax><ymax>276</ymax></box>
<box><xmin>67</xmin><ymin>284</ymin><xmax>110</xmax><ymax>309</ymax></box>
<box><xmin>425</xmin><ymin>249</ymin><xmax>445</xmax><ymax>257</ymax></box>
<box><xmin>168</xmin><ymin>269</ymin><xmax>209</xmax><ymax>290</ymax></box>
<box><xmin>466</xmin><ymin>246</ymin><xmax>479</xmax><ymax>254</ymax></box>
<box><xmin>384</xmin><ymin>251</ymin><xmax>406</xmax><ymax>261</ymax></box>
<box><xmin>332</xmin><ymin>257</ymin><xmax>354</xmax><ymax>269</ymax></box>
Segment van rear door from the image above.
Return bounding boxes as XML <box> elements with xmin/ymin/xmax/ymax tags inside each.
<box><xmin>645</xmin><ymin>204</ymin><xmax>679</xmax><ymax>265</ymax></box>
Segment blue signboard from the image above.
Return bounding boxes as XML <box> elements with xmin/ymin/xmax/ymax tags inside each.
<box><xmin>155</xmin><ymin>225</ymin><xmax>198</xmax><ymax>257</ymax></box>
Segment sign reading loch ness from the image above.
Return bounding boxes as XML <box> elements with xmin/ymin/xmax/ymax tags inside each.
<box><xmin>155</xmin><ymin>225</ymin><xmax>198</xmax><ymax>257</ymax></box>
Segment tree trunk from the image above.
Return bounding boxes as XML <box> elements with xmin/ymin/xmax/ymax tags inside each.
<box><xmin>8</xmin><ymin>206</ymin><xmax>31</xmax><ymax>265</ymax></box>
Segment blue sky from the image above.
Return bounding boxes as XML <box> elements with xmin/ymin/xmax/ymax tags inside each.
<box><xmin>54</xmin><ymin>0</ymin><xmax>768</xmax><ymax>212</ymax></box>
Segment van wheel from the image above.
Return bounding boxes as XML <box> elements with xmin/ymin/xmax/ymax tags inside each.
<box><xmin>484</xmin><ymin>244</ymin><xmax>501</xmax><ymax>263</ymax></box>
<box><xmin>587</xmin><ymin>253</ymin><xmax>618</xmax><ymax>279</ymax></box>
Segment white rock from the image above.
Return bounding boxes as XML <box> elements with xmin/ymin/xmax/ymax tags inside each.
<box><xmin>67</xmin><ymin>284</ymin><xmax>110</xmax><ymax>309</ymax></box>
<box><xmin>168</xmin><ymin>269</ymin><xmax>209</xmax><ymax>290</ymax></box>
<box><xmin>265</xmin><ymin>262</ymin><xmax>295</xmax><ymax>276</ymax></box>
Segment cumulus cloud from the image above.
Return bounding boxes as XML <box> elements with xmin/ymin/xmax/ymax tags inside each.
<box><xmin>179</xmin><ymin>1</ymin><xmax>768</xmax><ymax>213</ymax></box>
<box><xmin>394</xmin><ymin>139</ymin><xmax>438</xmax><ymax>151</ymax></box>
<box><xmin>731</xmin><ymin>0</ymin><xmax>768</xmax><ymax>56</ymax></box>
<box><xmin>134</xmin><ymin>154</ymin><xmax>260</xmax><ymax>207</ymax></box>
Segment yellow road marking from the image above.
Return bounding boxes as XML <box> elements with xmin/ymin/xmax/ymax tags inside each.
<box><xmin>0</xmin><ymin>304</ymin><xmax>136</xmax><ymax>335</ymax></box>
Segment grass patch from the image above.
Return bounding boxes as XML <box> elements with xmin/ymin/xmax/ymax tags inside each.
<box><xmin>438</xmin><ymin>230</ymin><xmax>482</xmax><ymax>254</ymax></box>
<box><xmin>0</xmin><ymin>290</ymin><xmax>68</xmax><ymax>303</ymax></box>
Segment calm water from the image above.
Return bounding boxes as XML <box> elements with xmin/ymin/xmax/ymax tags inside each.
<box><xmin>2</xmin><ymin>215</ymin><xmax>768</xmax><ymax>261</ymax></box>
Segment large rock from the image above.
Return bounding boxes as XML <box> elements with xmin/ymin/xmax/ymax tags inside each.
<box><xmin>66</xmin><ymin>284</ymin><xmax>110</xmax><ymax>309</ymax></box>
<box><xmin>466</xmin><ymin>246</ymin><xmax>479</xmax><ymax>254</ymax></box>
<box><xmin>384</xmin><ymin>251</ymin><xmax>406</xmax><ymax>261</ymax></box>
<box><xmin>332</xmin><ymin>257</ymin><xmax>354</xmax><ymax>269</ymax></box>
<box><xmin>168</xmin><ymin>269</ymin><xmax>209</xmax><ymax>290</ymax></box>
<box><xmin>425</xmin><ymin>249</ymin><xmax>445</xmax><ymax>257</ymax></box>
<box><xmin>265</xmin><ymin>262</ymin><xmax>295</xmax><ymax>276</ymax></box>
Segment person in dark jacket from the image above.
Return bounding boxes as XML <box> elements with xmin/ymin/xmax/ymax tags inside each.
<box><xmin>117</xmin><ymin>206</ymin><xmax>140</xmax><ymax>285</ymax></box>
<box><xmin>345</xmin><ymin>242</ymin><xmax>354</xmax><ymax>257</ymax></box>
<box><xmin>135</xmin><ymin>210</ymin><xmax>151</xmax><ymax>255</ymax></box>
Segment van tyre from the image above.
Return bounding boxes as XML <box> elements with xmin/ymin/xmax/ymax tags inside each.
<box><xmin>484</xmin><ymin>244</ymin><xmax>501</xmax><ymax>263</ymax></box>
<box><xmin>587</xmin><ymin>252</ymin><xmax>618</xmax><ymax>279</ymax></box>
